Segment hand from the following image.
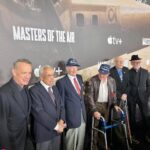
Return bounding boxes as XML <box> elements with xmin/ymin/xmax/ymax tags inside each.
<box><xmin>55</xmin><ymin>120</ymin><xmax>67</xmax><ymax>133</ymax></box>
<box><xmin>58</xmin><ymin>119</ymin><xmax>67</xmax><ymax>129</ymax></box>
<box><xmin>121</xmin><ymin>94</ymin><xmax>127</xmax><ymax>101</ymax></box>
<box><xmin>93</xmin><ymin>111</ymin><xmax>101</xmax><ymax>120</ymax></box>
<box><xmin>114</xmin><ymin>105</ymin><xmax>122</xmax><ymax>112</ymax></box>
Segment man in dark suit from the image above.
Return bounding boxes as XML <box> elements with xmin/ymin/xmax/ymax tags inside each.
<box><xmin>110</xmin><ymin>56</ymin><xmax>129</xmax><ymax>106</ymax></box>
<box><xmin>29</xmin><ymin>66</ymin><xmax>66</xmax><ymax>150</ymax></box>
<box><xmin>56</xmin><ymin>58</ymin><xmax>86</xmax><ymax>150</ymax></box>
<box><xmin>0</xmin><ymin>59</ymin><xmax>32</xmax><ymax>150</ymax></box>
<box><xmin>110</xmin><ymin>56</ymin><xmax>133</xmax><ymax>148</ymax></box>
<box><xmin>128</xmin><ymin>55</ymin><xmax>150</xmax><ymax>142</ymax></box>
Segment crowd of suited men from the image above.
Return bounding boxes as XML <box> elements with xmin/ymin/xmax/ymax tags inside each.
<box><xmin>0</xmin><ymin>55</ymin><xmax>150</xmax><ymax>150</ymax></box>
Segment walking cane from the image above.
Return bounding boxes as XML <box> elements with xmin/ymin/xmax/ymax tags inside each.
<box><xmin>123</xmin><ymin>100</ymin><xmax>132</xmax><ymax>144</ymax></box>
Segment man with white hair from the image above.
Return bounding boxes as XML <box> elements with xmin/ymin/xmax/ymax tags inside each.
<box><xmin>29</xmin><ymin>65</ymin><xmax>66</xmax><ymax>150</ymax></box>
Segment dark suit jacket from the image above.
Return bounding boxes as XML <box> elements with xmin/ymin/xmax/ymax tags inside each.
<box><xmin>56</xmin><ymin>74</ymin><xmax>86</xmax><ymax>128</ymax></box>
<box><xmin>0</xmin><ymin>79</ymin><xmax>31</xmax><ymax>150</ymax></box>
<box><xmin>29</xmin><ymin>82</ymin><xmax>65</xmax><ymax>143</ymax></box>
<box><xmin>110</xmin><ymin>66</ymin><xmax>129</xmax><ymax>102</ymax></box>
<box><xmin>129</xmin><ymin>67</ymin><xmax>150</xmax><ymax>103</ymax></box>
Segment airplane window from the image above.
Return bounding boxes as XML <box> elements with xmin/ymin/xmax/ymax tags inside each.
<box><xmin>92</xmin><ymin>15</ymin><xmax>98</xmax><ymax>25</ymax></box>
<box><xmin>76</xmin><ymin>13</ymin><xmax>84</xmax><ymax>26</ymax></box>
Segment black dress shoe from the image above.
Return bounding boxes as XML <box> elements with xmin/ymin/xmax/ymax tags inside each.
<box><xmin>132</xmin><ymin>137</ymin><xmax>140</xmax><ymax>144</ymax></box>
<box><xmin>145</xmin><ymin>135</ymin><xmax>150</xmax><ymax>143</ymax></box>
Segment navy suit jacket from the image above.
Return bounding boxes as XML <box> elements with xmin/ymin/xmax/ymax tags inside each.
<box><xmin>110</xmin><ymin>66</ymin><xmax>129</xmax><ymax>100</ymax></box>
<box><xmin>29</xmin><ymin>82</ymin><xmax>65</xmax><ymax>143</ymax></box>
<box><xmin>0</xmin><ymin>79</ymin><xmax>31</xmax><ymax>150</ymax></box>
<box><xmin>56</xmin><ymin>74</ymin><xmax>86</xmax><ymax>128</ymax></box>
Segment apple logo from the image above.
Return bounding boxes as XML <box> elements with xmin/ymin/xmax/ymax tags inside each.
<box><xmin>107</xmin><ymin>36</ymin><xmax>113</xmax><ymax>45</ymax></box>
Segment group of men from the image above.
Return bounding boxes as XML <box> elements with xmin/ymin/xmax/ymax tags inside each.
<box><xmin>0</xmin><ymin>55</ymin><xmax>149</xmax><ymax>150</ymax></box>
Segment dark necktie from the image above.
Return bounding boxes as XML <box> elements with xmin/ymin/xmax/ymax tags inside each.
<box><xmin>48</xmin><ymin>87</ymin><xmax>55</xmax><ymax>104</ymax></box>
<box><xmin>73</xmin><ymin>78</ymin><xmax>81</xmax><ymax>95</ymax></box>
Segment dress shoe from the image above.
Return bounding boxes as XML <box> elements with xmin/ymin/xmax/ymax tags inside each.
<box><xmin>145</xmin><ymin>135</ymin><xmax>150</xmax><ymax>143</ymax></box>
<box><xmin>132</xmin><ymin>137</ymin><xmax>140</xmax><ymax>144</ymax></box>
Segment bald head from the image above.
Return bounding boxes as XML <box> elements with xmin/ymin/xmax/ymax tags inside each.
<box><xmin>114</xmin><ymin>56</ymin><xmax>125</xmax><ymax>69</ymax></box>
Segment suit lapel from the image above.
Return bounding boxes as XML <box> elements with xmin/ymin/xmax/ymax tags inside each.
<box><xmin>65</xmin><ymin>75</ymin><xmax>81</xmax><ymax>97</ymax></box>
<box><xmin>38</xmin><ymin>83</ymin><xmax>56</xmax><ymax>107</ymax></box>
<box><xmin>9</xmin><ymin>81</ymin><xmax>27</xmax><ymax>115</ymax></box>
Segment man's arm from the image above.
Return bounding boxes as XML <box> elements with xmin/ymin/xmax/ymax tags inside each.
<box><xmin>0</xmin><ymin>93</ymin><xmax>10</xmax><ymax>149</ymax></box>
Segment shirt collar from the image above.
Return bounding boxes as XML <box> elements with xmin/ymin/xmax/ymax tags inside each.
<box><xmin>40</xmin><ymin>80</ymin><xmax>50</xmax><ymax>91</ymax></box>
<box><xmin>67</xmin><ymin>74</ymin><xmax>77</xmax><ymax>80</ymax></box>
<box><xmin>12</xmin><ymin>79</ymin><xmax>23</xmax><ymax>92</ymax></box>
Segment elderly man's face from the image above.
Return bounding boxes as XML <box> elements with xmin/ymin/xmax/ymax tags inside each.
<box><xmin>115</xmin><ymin>56</ymin><xmax>125</xmax><ymax>69</ymax></box>
<box><xmin>131</xmin><ymin>60</ymin><xmax>141</xmax><ymax>70</ymax></box>
<box><xmin>12</xmin><ymin>62</ymin><xmax>32</xmax><ymax>87</ymax></box>
<box><xmin>66</xmin><ymin>66</ymin><xmax>78</xmax><ymax>76</ymax></box>
<box><xmin>40</xmin><ymin>68</ymin><xmax>55</xmax><ymax>86</ymax></box>
<box><xmin>98</xmin><ymin>73</ymin><xmax>109</xmax><ymax>81</ymax></box>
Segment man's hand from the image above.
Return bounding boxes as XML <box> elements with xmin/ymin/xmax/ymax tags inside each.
<box><xmin>114</xmin><ymin>105</ymin><xmax>122</xmax><ymax>112</ymax></box>
<box><xmin>93</xmin><ymin>111</ymin><xmax>101</xmax><ymax>120</ymax></box>
<box><xmin>55</xmin><ymin>119</ymin><xmax>67</xmax><ymax>133</ymax></box>
<box><xmin>121</xmin><ymin>93</ymin><xmax>127</xmax><ymax>101</ymax></box>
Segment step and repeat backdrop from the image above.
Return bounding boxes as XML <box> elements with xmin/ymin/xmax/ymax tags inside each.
<box><xmin>0</xmin><ymin>0</ymin><xmax>150</xmax><ymax>84</ymax></box>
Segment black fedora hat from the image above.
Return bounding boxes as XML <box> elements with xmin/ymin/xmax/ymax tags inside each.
<box><xmin>130</xmin><ymin>55</ymin><xmax>141</xmax><ymax>61</ymax></box>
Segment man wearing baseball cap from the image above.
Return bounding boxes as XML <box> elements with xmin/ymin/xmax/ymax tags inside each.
<box><xmin>85</xmin><ymin>64</ymin><xmax>121</xmax><ymax>150</ymax></box>
<box><xmin>56</xmin><ymin>58</ymin><xmax>86</xmax><ymax>150</ymax></box>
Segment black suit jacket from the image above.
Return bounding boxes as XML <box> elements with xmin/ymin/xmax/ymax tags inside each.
<box><xmin>0</xmin><ymin>79</ymin><xmax>31</xmax><ymax>150</ymax></box>
<box><xmin>110</xmin><ymin>66</ymin><xmax>129</xmax><ymax>101</ymax></box>
<box><xmin>29</xmin><ymin>82</ymin><xmax>65</xmax><ymax>143</ymax></box>
<box><xmin>129</xmin><ymin>67</ymin><xmax>150</xmax><ymax>103</ymax></box>
<box><xmin>56</xmin><ymin>74</ymin><xmax>86</xmax><ymax>128</ymax></box>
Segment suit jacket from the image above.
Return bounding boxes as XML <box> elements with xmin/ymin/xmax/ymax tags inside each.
<box><xmin>85</xmin><ymin>75</ymin><xmax>117</xmax><ymax>114</ymax></box>
<box><xmin>110</xmin><ymin>66</ymin><xmax>129</xmax><ymax>101</ymax></box>
<box><xmin>0</xmin><ymin>79</ymin><xmax>31</xmax><ymax>150</ymax></box>
<box><xmin>56</xmin><ymin>74</ymin><xmax>86</xmax><ymax>128</ymax></box>
<box><xmin>29</xmin><ymin>82</ymin><xmax>65</xmax><ymax>143</ymax></box>
<box><xmin>129</xmin><ymin>67</ymin><xmax>150</xmax><ymax>103</ymax></box>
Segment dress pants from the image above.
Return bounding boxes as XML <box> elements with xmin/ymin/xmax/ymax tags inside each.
<box><xmin>65</xmin><ymin>114</ymin><xmax>86</xmax><ymax>150</ymax></box>
<box><xmin>36</xmin><ymin>135</ymin><xmax>60</xmax><ymax>150</ymax></box>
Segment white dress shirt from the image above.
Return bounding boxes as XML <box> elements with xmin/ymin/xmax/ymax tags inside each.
<box><xmin>97</xmin><ymin>80</ymin><xmax>108</xmax><ymax>103</ymax></box>
<box><xmin>67</xmin><ymin>74</ymin><xmax>81</xmax><ymax>92</ymax></box>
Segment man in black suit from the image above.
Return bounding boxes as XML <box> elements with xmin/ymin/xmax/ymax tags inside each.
<box><xmin>56</xmin><ymin>58</ymin><xmax>86</xmax><ymax>150</ymax></box>
<box><xmin>128</xmin><ymin>55</ymin><xmax>150</xmax><ymax>142</ymax></box>
<box><xmin>0</xmin><ymin>59</ymin><xmax>32</xmax><ymax>150</ymax></box>
<box><xmin>29</xmin><ymin>66</ymin><xmax>66</xmax><ymax>150</ymax></box>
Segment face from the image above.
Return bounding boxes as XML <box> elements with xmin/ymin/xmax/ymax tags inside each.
<box><xmin>66</xmin><ymin>66</ymin><xmax>78</xmax><ymax>76</ymax></box>
<box><xmin>115</xmin><ymin>56</ymin><xmax>124</xmax><ymax>69</ymax></box>
<box><xmin>98</xmin><ymin>73</ymin><xmax>109</xmax><ymax>81</ymax></box>
<box><xmin>131</xmin><ymin>60</ymin><xmax>141</xmax><ymax>70</ymax></box>
<box><xmin>40</xmin><ymin>68</ymin><xmax>55</xmax><ymax>86</ymax></box>
<box><xmin>12</xmin><ymin>62</ymin><xmax>32</xmax><ymax>87</ymax></box>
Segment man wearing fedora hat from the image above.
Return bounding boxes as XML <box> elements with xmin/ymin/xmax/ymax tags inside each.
<box><xmin>56</xmin><ymin>58</ymin><xmax>86</xmax><ymax>150</ymax></box>
<box><xmin>128</xmin><ymin>55</ymin><xmax>150</xmax><ymax>142</ymax></box>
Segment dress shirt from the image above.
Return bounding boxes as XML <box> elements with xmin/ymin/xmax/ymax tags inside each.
<box><xmin>97</xmin><ymin>80</ymin><xmax>108</xmax><ymax>103</ymax></box>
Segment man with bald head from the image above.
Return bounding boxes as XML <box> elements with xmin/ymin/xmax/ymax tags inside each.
<box><xmin>29</xmin><ymin>66</ymin><xmax>66</xmax><ymax>150</ymax></box>
<box><xmin>110</xmin><ymin>56</ymin><xmax>129</xmax><ymax>106</ymax></box>
<box><xmin>110</xmin><ymin>56</ymin><xmax>131</xmax><ymax>148</ymax></box>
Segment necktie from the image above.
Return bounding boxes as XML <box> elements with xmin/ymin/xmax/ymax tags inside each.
<box><xmin>48</xmin><ymin>87</ymin><xmax>55</xmax><ymax>104</ymax></box>
<box><xmin>74</xmin><ymin>78</ymin><xmax>81</xmax><ymax>95</ymax></box>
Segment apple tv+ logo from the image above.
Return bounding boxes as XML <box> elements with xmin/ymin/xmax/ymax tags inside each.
<box><xmin>107</xmin><ymin>35</ymin><xmax>122</xmax><ymax>45</ymax></box>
